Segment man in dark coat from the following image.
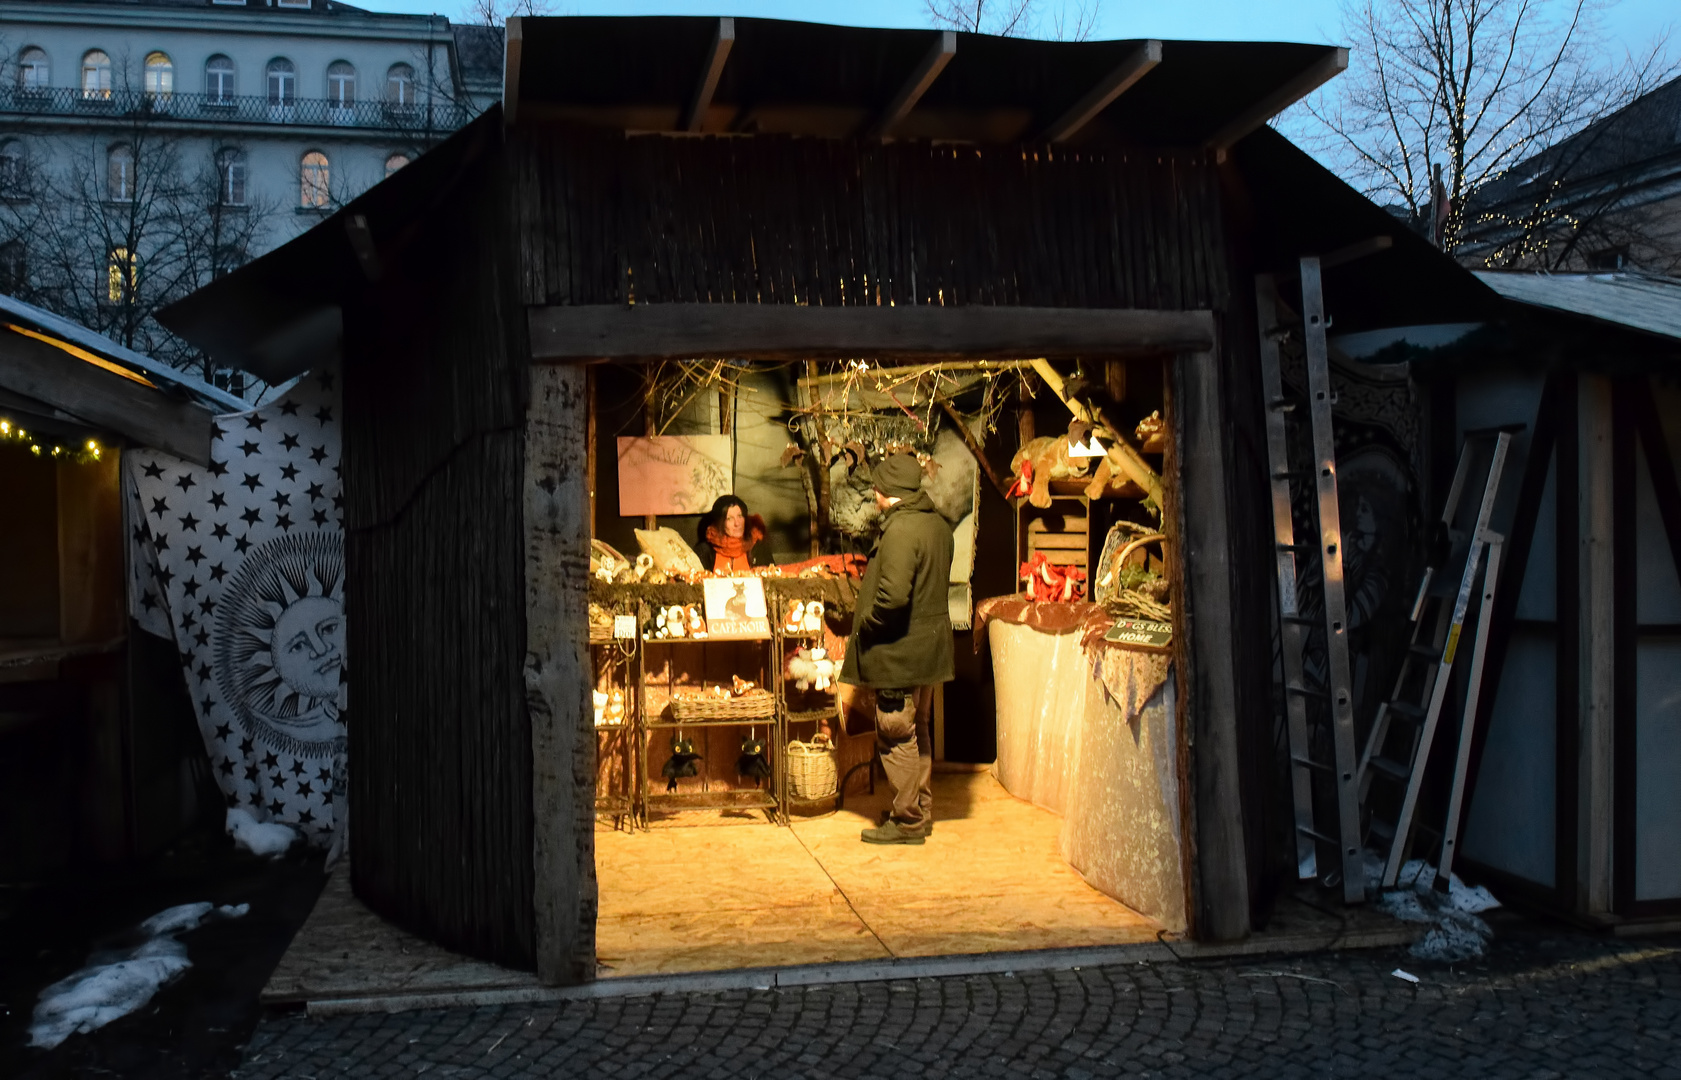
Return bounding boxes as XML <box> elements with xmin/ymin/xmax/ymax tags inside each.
<box><xmin>840</xmin><ymin>452</ymin><xmax>953</xmax><ymax>844</ymax></box>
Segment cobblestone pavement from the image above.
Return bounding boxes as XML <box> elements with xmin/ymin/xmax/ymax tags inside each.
<box><xmin>235</xmin><ymin>919</ymin><xmax>1678</xmax><ymax>1080</ymax></box>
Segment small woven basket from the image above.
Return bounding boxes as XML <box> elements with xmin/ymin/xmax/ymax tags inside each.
<box><xmin>669</xmin><ymin>689</ymin><xmax>775</xmax><ymax>722</ymax></box>
<box><xmin>787</xmin><ymin>733</ymin><xmax>838</xmax><ymax>801</ymax></box>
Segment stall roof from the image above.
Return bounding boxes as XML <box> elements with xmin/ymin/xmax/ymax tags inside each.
<box><xmin>0</xmin><ymin>293</ymin><xmax>238</xmax><ymax>465</ymax></box>
<box><xmin>505</xmin><ymin>16</ymin><xmax>1348</xmax><ymax>148</ymax></box>
<box><xmin>1473</xmin><ymin>270</ymin><xmax>1681</xmax><ymax>343</ymax></box>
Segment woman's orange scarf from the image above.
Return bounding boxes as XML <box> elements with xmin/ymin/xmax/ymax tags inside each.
<box><xmin>705</xmin><ymin>514</ymin><xmax>767</xmax><ymax>572</ymax></box>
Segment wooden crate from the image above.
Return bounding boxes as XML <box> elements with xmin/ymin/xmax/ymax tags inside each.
<box><xmin>1015</xmin><ymin>482</ymin><xmax>1115</xmax><ymax>584</ymax></box>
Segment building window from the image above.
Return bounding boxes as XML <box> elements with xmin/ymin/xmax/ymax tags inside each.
<box><xmin>107</xmin><ymin>247</ymin><xmax>136</xmax><ymax>303</ymax></box>
<box><xmin>300</xmin><ymin>151</ymin><xmax>329</xmax><ymax>208</ymax></box>
<box><xmin>385</xmin><ymin>63</ymin><xmax>414</xmax><ymax>107</ymax></box>
<box><xmin>327</xmin><ymin>61</ymin><xmax>356</xmax><ymax>107</ymax></box>
<box><xmin>267</xmin><ymin>58</ymin><xmax>296</xmax><ymax>108</ymax></box>
<box><xmin>276</xmin><ymin>0</ymin><xmax>311</xmax><ymax>8</ymax></box>
<box><xmin>107</xmin><ymin>144</ymin><xmax>134</xmax><ymax>201</ymax></box>
<box><xmin>143</xmin><ymin>52</ymin><xmax>173</xmax><ymax>98</ymax></box>
<box><xmin>384</xmin><ymin>152</ymin><xmax>411</xmax><ymax>178</ymax></box>
<box><xmin>82</xmin><ymin>50</ymin><xmax>112</xmax><ymax>100</ymax></box>
<box><xmin>0</xmin><ymin>240</ymin><xmax>25</xmax><ymax>294</ymax></box>
<box><xmin>205</xmin><ymin>55</ymin><xmax>235</xmax><ymax>103</ymax></box>
<box><xmin>216</xmin><ymin>148</ymin><xmax>246</xmax><ymax>206</ymax></box>
<box><xmin>0</xmin><ymin>140</ymin><xmax>24</xmax><ymax>197</ymax></box>
<box><xmin>18</xmin><ymin>48</ymin><xmax>50</xmax><ymax>92</ymax></box>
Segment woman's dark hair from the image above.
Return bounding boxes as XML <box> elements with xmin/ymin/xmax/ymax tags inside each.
<box><xmin>697</xmin><ymin>495</ymin><xmax>750</xmax><ymax>548</ymax></box>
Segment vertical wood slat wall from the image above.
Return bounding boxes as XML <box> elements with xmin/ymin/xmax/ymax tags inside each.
<box><xmin>343</xmin><ymin>142</ymin><xmax>539</xmax><ymax>971</ymax></box>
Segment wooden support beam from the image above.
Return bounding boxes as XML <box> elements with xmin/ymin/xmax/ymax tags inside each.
<box><xmin>1204</xmin><ymin>47</ymin><xmax>1348</xmax><ymax>151</ymax></box>
<box><xmin>684</xmin><ymin>17</ymin><xmax>735</xmax><ymax>133</ymax></box>
<box><xmin>868</xmin><ymin>30</ymin><xmax>956</xmax><ymax>138</ymax></box>
<box><xmin>504</xmin><ymin>16</ymin><xmax>524</xmax><ymax>126</ymax></box>
<box><xmin>1041</xmin><ymin>40</ymin><xmax>1162</xmax><ymax>143</ymax></box>
<box><xmin>528</xmin><ymin>304</ymin><xmax>1215</xmax><ymax>361</ymax></box>
<box><xmin>1028</xmin><ymin>358</ymin><xmax>1163</xmax><ymax>508</ymax></box>
<box><xmin>0</xmin><ymin>327</ymin><xmax>216</xmax><ymax>466</ymax></box>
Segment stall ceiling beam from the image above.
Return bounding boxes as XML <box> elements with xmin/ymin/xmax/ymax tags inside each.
<box><xmin>0</xmin><ymin>328</ymin><xmax>216</xmax><ymax>466</ymax></box>
<box><xmin>1204</xmin><ymin>47</ymin><xmax>1348</xmax><ymax>151</ymax></box>
<box><xmin>684</xmin><ymin>18</ymin><xmax>736</xmax><ymax>132</ymax></box>
<box><xmin>1041</xmin><ymin>40</ymin><xmax>1162</xmax><ymax>143</ymax></box>
<box><xmin>868</xmin><ymin>30</ymin><xmax>957</xmax><ymax>138</ymax></box>
<box><xmin>527</xmin><ymin>304</ymin><xmax>1215</xmax><ymax>361</ymax></box>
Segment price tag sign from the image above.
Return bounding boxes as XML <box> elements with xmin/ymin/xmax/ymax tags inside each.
<box><xmin>1104</xmin><ymin>618</ymin><xmax>1173</xmax><ymax>649</ymax></box>
<box><xmin>613</xmin><ymin>614</ymin><xmax>638</xmax><ymax>639</ymax></box>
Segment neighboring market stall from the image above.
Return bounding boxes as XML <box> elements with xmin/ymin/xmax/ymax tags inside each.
<box><xmin>157</xmin><ymin>16</ymin><xmax>1499</xmax><ymax>985</ymax></box>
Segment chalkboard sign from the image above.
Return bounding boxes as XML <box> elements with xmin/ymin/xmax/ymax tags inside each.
<box><xmin>1103</xmin><ymin>618</ymin><xmax>1173</xmax><ymax>649</ymax></box>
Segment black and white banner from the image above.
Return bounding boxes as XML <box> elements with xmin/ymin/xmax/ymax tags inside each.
<box><xmin>125</xmin><ymin>366</ymin><xmax>345</xmax><ymax>847</ymax></box>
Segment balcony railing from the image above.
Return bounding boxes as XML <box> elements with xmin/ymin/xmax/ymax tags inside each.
<box><xmin>0</xmin><ymin>86</ymin><xmax>472</xmax><ymax>133</ymax></box>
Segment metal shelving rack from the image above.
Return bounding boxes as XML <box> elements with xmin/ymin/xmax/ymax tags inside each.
<box><xmin>632</xmin><ymin>601</ymin><xmax>781</xmax><ymax>826</ymax></box>
<box><xmin>590</xmin><ymin>632</ymin><xmax>639</xmax><ymax>831</ymax></box>
<box><xmin>772</xmin><ymin>619</ymin><xmax>841</xmax><ymax>823</ymax></box>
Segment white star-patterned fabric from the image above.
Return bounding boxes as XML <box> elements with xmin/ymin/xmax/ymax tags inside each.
<box><xmin>125</xmin><ymin>366</ymin><xmax>345</xmax><ymax>847</ymax></box>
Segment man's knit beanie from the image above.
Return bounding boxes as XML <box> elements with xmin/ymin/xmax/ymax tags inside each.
<box><xmin>871</xmin><ymin>453</ymin><xmax>923</xmax><ymax>499</ymax></box>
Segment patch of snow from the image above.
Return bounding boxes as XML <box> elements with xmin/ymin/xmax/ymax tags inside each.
<box><xmin>226</xmin><ymin>807</ymin><xmax>297</xmax><ymax>858</ymax></box>
<box><xmin>29</xmin><ymin>902</ymin><xmax>247</xmax><ymax>1049</ymax></box>
<box><xmin>1365</xmin><ymin>855</ymin><xmax>1501</xmax><ymax>963</ymax></box>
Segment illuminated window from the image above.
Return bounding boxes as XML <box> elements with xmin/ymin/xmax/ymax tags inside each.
<box><xmin>205</xmin><ymin>55</ymin><xmax>235</xmax><ymax>103</ymax></box>
<box><xmin>107</xmin><ymin>144</ymin><xmax>134</xmax><ymax>201</ymax></box>
<box><xmin>327</xmin><ymin>61</ymin><xmax>355</xmax><ymax>106</ymax></box>
<box><xmin>300</xmin><ymin>151</ymin><xmax>329</xmax><ymax>208</ymax></box>
<box><xmin>216</xmin><ymin>147</ymin><xmax>246</xmax><ymax>206</ymax></box>
<box><xmin>384</xmin><ymin>152</ymin><xmax>410</xmax><ymax>178</ymax></box>
<box><xmin>107</xmin><ymin>247</ymin><xmax>136</xmax><ymax>303</ymax></box>
<box><xmin>267</xmin><ymin>58</ymin><xmax>296</xmax><ymax>107</ymax></box>
<box><xmin>143</xmin><ymin>52</ymin><xmax>173</xmax><ymax>97</ymax></box>
<box><xmin>385</xmin><ymin>63</ymin><xmax>414</xmax><ymax>106</ymax></box>
<box><xmin>81</xmin><ymin>50</ymin><xmax>112</xmax><ymax>99</ymax></box>
<box><xmin>18</xmin><ymin>48</ymin><xmax>49</xmax><ymax>92</ymax></box>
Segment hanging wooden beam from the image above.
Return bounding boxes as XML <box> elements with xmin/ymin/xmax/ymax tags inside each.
<box><xmin>684</xmin><ymin>17</ymin><xmax>735</xmax><ymax>132</ymax></box>
<box><xmin>529</xmin><ymin>304</ymin><xmax>1215</xmax><ymax>361</ymax></box>
<box><xmin>1041</xmin><ymin>40</ymin><xmax>1162</xmax><ymax>143</ymax></box>
<box><xmin>868</xmin><ymin>30</ymin><xmax>957</xmax><ymax>138</ymax></box>
<box><xmin>937</xmin><ymin>398</ymin><xmax>1010</xmax><ymax>501</ymax></box>
<box><xmin>1205</xmin><ymin>47</ymin><xmax>1348</xmax><ymax>151</ymax></box>
<box><xmin>1028</xmin><ymin>358</ymin><xmax>1163</xmax><ymax>508</ymax></box>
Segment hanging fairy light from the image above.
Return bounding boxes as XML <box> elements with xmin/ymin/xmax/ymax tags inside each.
<box><xmin>0</xmin><ymin>416</ymin><xmax>105</xmax><ymax>463</ymax></box>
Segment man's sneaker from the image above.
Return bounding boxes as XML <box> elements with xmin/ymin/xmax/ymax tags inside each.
<box><xmin>861</xmin><ymin>820</ymin><xmax>928</xmax><ymax>845</ymax></box>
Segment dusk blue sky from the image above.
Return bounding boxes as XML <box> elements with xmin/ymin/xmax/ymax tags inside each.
<box><xmin>356</xmin><ymin>0</ymin><xmax>1673</xmax><ymax>56</ymax></box>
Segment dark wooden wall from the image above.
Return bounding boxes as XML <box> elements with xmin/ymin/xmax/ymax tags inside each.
<box><xmin>343</xmin><ymin>139</ymin><xmax>539</xmax><ymax>969</ymax></box>
<box><xmin>511</xmin><ymin>129</ymin><xmax>1229</xmax><ymax>312</ymax></box>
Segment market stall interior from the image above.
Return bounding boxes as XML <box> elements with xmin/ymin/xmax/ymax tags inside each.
<box><xmin>583</xmin><ymin>352</ymin><xmax>1188</xmax><ymax>975</ymax></box>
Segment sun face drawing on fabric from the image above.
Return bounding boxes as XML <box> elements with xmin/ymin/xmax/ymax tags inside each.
<box><xmin>214</xmin><ymin>532</ymin><xmax>346</xmax><ymax>757</ymax></box>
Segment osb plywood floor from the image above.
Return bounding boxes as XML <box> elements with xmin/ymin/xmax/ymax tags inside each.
<box><xmin>595</xmin><ymin>770</ymin><xmax>1163</xmax><ymax>978</ymax></box>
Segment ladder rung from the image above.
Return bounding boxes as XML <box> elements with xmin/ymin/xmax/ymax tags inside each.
<box><xmin>1368</xmin><ymin>755</ymin><xmax>1410</xmax><ymax>781</ymax></box>
<box><xmin>1267</xmin><ymin>398</ymin><xmax>1297</xmax><ymax>413</ymax></box>
<box><xmin>1276</xmin><ymin>542</ymin><xmax>1315</xmax><ymax>554</ymax></box>
<box><xmin>1272</xmin><ymin>469</ymin><xmax>1311</xmax><ymax>482</ymax></box>
<box><xmin>1291</xmin><ymin>754</ymin><xmax>1333</xmax><ymax>773</ymax></box>
<box><xmin>1385</xmin><ymin>701</ymin><xmax>1426</xmax><ymax>720</ymax></box>
<box><xmin>1285</xmin><ymin>683</ymin><xmax>1327</xmax><ymax>700</ymax></box>
<box><xmin>1280</xmin><ymin>614</ymin><xmax>1317</xmax><ymax>626</ymax></box>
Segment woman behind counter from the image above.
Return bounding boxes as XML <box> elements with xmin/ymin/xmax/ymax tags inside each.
<box><xmin>695</xmin><ymin>495</ymin><xmax>773</xmax><ymax>573</ymax></box>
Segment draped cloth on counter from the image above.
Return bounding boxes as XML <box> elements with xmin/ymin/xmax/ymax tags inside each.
<box><xmin>983</xmin><ymin>597</ymin><xmax>1184</xmax><ymax>932</ymax></box>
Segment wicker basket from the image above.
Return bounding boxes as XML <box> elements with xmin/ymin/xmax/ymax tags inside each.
<box><xmin>669</xmin><ymin>689</ymin><xmax>775</xmax><ymax>722</ymax></box>
<box><xmin>787</xmin><ymin>734</ymin><xmax>838</xmax><ymax>801</ymax></box>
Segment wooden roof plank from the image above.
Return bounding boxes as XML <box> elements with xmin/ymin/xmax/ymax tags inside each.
<box><xmin>1041</xmin><ymin>40</ymin><xmax>1162</xmax><ymax>144</ymax></box>
<box><xmin>684</xmin><ymin>17</ymin><xmax>736</xmax><ymax>133</ymax></box>
<box><xmin>868</xmin><ymin>30</ymin><xmax>957</xmax><ymax>138</ymax></box>
<box><xmin>1204</xmin><ymin>47</ymin><xmax>1348</xmax><ymax>151</ymax></box>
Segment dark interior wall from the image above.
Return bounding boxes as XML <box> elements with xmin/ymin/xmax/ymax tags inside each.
<box><xmin>343</xmin><ymin>133</ymin><xmax>537</xmax><ymax>969</ymax></box>
<box><xmin>0</xmin><ymin>443</ymin><xmax>61</xmax><ymax>639</ymax></box>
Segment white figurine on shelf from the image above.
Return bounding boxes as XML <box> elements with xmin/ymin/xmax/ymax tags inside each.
<box><xmin>593</xmin><ymin>690</ymin><xmax>609</xmax><ymax>726</ymax></box>
<box><xmin>665</xmin><ymin>604</ymin><xmax>687</xmax><ymax>638</ymax></box>
<box><xmin>802</xmin><ymin>602</ymin><xmax>823</xmax><ymax>634</ymax></box>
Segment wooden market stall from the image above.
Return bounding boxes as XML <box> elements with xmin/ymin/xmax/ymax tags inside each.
<box><xmin>156</xmin><ymin>16</ymin><xmax>1499</xmax><ymax>985</ymax></box>
<box><xmin>0</xmin><ymin>294</ymin><xmax>246</xmax><ymax>881</ymax></box>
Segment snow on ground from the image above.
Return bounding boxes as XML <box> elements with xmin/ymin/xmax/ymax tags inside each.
<box><xmin>1368</xmin><ymin>855</ymin><xmax>1502</xmax><ymax>962</ymax></box>
<box><xmin>28</xmin><ymin>901</ymin><xmax>249</xmax><ymax>1049</ymax></box>
<box><xmin>226</xmin><ymin>807</ymin><xmax>298</xmax><ymax>858</ymax></box>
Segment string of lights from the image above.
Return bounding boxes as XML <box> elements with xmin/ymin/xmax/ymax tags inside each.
<box><xmin>0</xmin><ymin>417</ymin><xmax>105</xmax><ymax>464</ymax></box>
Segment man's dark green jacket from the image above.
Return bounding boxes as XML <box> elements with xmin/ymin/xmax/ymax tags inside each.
<box><xmin>839</xmin><ymin>489</ymin><xmax>954</xmax><ymax>689</ymax></box>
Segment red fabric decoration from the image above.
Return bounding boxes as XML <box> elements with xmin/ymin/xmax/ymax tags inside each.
<box><xmin>705</xmin><ymin>514</ymin><xmax>768</xmax><ymax>572</ymax></box>
<box><xmin>1005</xmin><ymin>460</ymin><xmax>1035</xmax><ymax>500</ymax></box>
<box><xmin>1019</xmin><ymin>552</ymin><xmax>1087</xmax><ymax>603</ymax></box>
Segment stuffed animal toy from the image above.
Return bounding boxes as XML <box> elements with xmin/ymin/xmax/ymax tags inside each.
<box><xmin>1009</xmin><ymin>435</ymin><xmax>1093</xmax><ymax>509</ymax></box>
<box><xmin>737</xmin><ymin>734</ymin><xmax>772</xmax><ymax>782</ymax></box>
<box><xmin>802</xmin><ymin>603</ymin><xmax>823</xmax><ymax>634</ymax></box>
<box><xmin>1020</xmin><ymin>551</ymin><xmax>1088</xmax><ymax>602</ymax></box>
<box><xmin>665</xmin><ymin>604</ymin><xmax>687</xmax><ymax>638</ymax></box>
<box><xmin>606</xmin><ymin>689</ymin><xmax>625</xmax><ymax>725</ymax></box>
<box><xmin>593</xmin><ymin>690</ymin><xmax>609</xmax><ymax>727</ymax></box>
<box><xmin>687</xmin><ymin>606</ymin><xmax>706</xmax><ymax>639</ymax></box>
<box><xmin>787</xmin><ymin>646</ymin><xmax>837</xmax><ymax>692</ymax></box>
<box><xmin>661</xmin><ymin>736</ymin><xmax>702</xmax><ymax>791</ymax></box>
<box><xmin>731</xmin><ymin>674</ymin><xmax>758</xmax><ymax>696</ymax></box>
<box><xmin>784</xmin><ymin>599</ymin><xmax>806</xmax><ymax>634</ymax></box>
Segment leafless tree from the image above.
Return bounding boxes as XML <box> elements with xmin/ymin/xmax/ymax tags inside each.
<box><xmin>926</xmin><ymin>0</ymin><xmax>1104</xmax><ymax>41</ymax></box>
<box><xmin>457</xmin><ymin>0</ymin><xmax>559</xmax><ymax>27</ymax></box>
<box><xmin>1285</xmin><ymin>0</ymin><xmax>1673</xmax><ymax>260</ymax></box>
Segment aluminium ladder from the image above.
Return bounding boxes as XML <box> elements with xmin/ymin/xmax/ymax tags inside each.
<box><xmin>1357</xmin><ymin>427</ymin><xmax>1515</xmax><ymax>890</ymax></box>
<box><xmin>1256</xmin><ymin>260</ymin><xmax>1365</xmax><ymax>904</ymax></box>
